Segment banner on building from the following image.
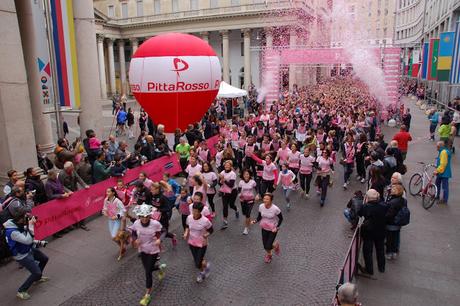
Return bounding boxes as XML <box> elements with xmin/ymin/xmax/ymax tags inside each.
<box><xmin>450</xmin><ymin>21</ymin><xmax>460</xmax><ymax>83</ymax></box>
<box><xmin>427</xmin><ymin>38</ymin><xmax>440</xmax><ymax>81</ymax></box>
<box><xmin>437</xmin><ymin>32</ymin><xmax>455</xmax><ymax>82</ymax></box>
<box><xmin>411</xmin><ymin>63</ymin><xmax>420</xmax><ymax>78</ymax></box>
<box><xmin>49</xmin><ymin>0</ymin><xmax>81</xmax><ymax>109</ymax></box>
<box><xmin>31</xmin><ymin>155</ymin><xmax>181</xmax><ymax>239</ymax></box>
<box><xmin>421</xmin><ymin>42</ymin><xmax>429</xmax><ymax>79</ymax></box>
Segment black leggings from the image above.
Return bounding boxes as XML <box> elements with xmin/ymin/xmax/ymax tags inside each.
<box><xmin>140</xmin><ymin>252</ymin><xmax>160</xmax><ymax>289</ymax></box>
<box><xmin>299</xmin><ymin>173</ymin><xmax>313</xmax><ymax>194</ymax></box>
<box><xmin>260</xmin><ymin>179</ymin><xmax>275</xmax><ymax>195</ymax></box>
<box><xmin>289</xmin><ymin>167</ymin><xmax>299</xmax><ymax>184</ymax></box>
<box><xmin>318</xmin><ymin>175</ymin><xmax>330</xmax><ymax>201</ymax></box>
<box><xmin>356</xmin><ymin>157</ymin><xmax>366</xmax><ymax>179</ymax></box>
<box><xmin>222</xmin><ymin>189</ymin><xmax>238</xmax><ymax>218</ymax></box>
<box><xmin>181</xmin><ymin>214</ymin><xmax>188</xmax><ymax>231</ymax></box>
<box><xmin>261</xmin><ymin>229</ymin><xmax>277</xmax><ymax>251</ymax></box>
<box><xmin>160</xmin><ymin>217</ymin><xmax>175</xmax><ymax>240</ymax></box>
<box><xmin>189</xmin><ymin>245</ymin><xmax>207</xmax><ymax>269</ymax></box>
<box><xmin>207</xmin><ymin>193</ymin><xmax>216</xmax><ymax>212</ymax></box>
<box><xmin>240</xmin><ymin>200</ymin><xmax>255</xmax><ymax>218</ymax></box>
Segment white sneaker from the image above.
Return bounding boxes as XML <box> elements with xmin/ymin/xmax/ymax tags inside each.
<box><xmin>343</xmin><ymin>183</ymin><xmax>348</xmax><ymax>189</ymax></box>
<box><xmin>242</xmin><ymin>227</ymin><xmax>249</xmax><ymax>235</ymax></box>
<box><xmin>305</xmin><ymin>193</ymin><xmax>309</xmax><ymax>199</ymax></box>
<box><xmin>356</xmin><ymin>175</ymin><xmax>361</xmax><ymax>180</ymax></box>
<box><xmin>360</xmin><ymin>178</ymin><xmax>366</xmax><ymax>183</ymax></box>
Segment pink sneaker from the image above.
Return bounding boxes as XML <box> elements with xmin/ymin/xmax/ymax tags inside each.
<box><xmin>274</xmin><ymin>242</ymin><xmax>281</xmax><ymax>256</ymax></box>
<box><xmin>264</xmin><ymin>254</ymin><xmax>272</xmax><ymax>263</ymax></box>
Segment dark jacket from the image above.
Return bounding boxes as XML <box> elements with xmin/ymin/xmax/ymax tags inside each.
<box><xmin>25</xmin><ymin>176</ymin><xmax>47</xmax><ymax>204</ymax></box>
<box><xmin>359</xmin><ymin>200</ymin><xmax>388</xmax><ymax>239</ymax></box>
<box><xmin>385</xmin><ymin>195</ymin><xmax>405</xmax><ymax>226</ymax></box>
<box><xmin>93</xmin><ymin>160</ymin><xmax>111</xmax><ymax>183</ymax></box>
<box><xmin>59</xmin><ymin>170</ymin><xmax>87</xmax><ymax>192</ymax></box>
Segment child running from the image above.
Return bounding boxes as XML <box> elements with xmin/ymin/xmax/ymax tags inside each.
<box><xmin>183</xmin><ymin>202</ymin><xmax>214</xmax><ymax>283</ymax></box>
<box><xmin>277</xmin><ymin>163</ymin><xmax>296</xmax><ymax>210</ymax></box>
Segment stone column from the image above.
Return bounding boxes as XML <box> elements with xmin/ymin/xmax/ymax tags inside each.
<box><xmin>0</xmin><ymin>0</ymin><xmax>38</xmax><ymax>181</ymax></box>
<box><xmin>118</xmin><ymin>39</ymin><xmax>127</xmax><ymax>95</ymax></box>
<box><xmin>201</xmin><ymin>31</ymin><xmax>209</xmax><ymax>43</ymax></box>
<box><xmin>221</xmin><ymin>30</ymin><xmax>230</xmax><ymax>83</ymax></box>
<box><xmin>289</xmin><ymin>29</ymin><xmax>297</xmax><ymax>90</ymax></box>
<box><xmin>15</xmin><ymin>0</ymin><xmax>54</xmax><ymax>152</ymax></box>
<box><xmin>107</xmin><ymin>38</ymin><xmax>116</xmax><ymax>95</ymax></box>
<box><xmin>130</xmin><ymin>37</ymin><xmax>138</xmax><ymax>56</ymax></box>
<box><xmin>265</xmin><ymin>28</ymin><xmax>273</xmax><ymax>49</ymax></box>
<box><xmin>97</xmin><ymin>34</ymin><xmax>107</xmax><ymax>99</ymax></box>
<box><xmin>72</xmin><ymin>0</ymin><xmax>103</xmax><ymax>137</ymax></box>
<box><xmin>243</xmin><ymin>29</ymin><xmax>251</xmax><ymax>89</ymax></box>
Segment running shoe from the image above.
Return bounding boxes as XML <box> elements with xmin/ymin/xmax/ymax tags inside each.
<box><xmin>158</xmin><ymin>263</ymin><xmax>167</xmax><ymax>281</ymax></box>
<box><xmin>286</xmin><ymin>203</ymin><xmax>291</xmax><ymax>210</ymax></box>
<box><xmin>172</xmin><ymin>235</ymin><xmax>177</xmax><ymax>247</ymax></box>
<box><xmin>274</xmin><ymin>242</ymin><xmax>281</xmax><ymax>256</ymax></box>
<box><xmin>356</xmin><ymin>175</ymin><xmax>361</xmax><ymax>180</ymax></box>
<box><xmin>316</xmin><ymin>189</ymin><xmax>321</xmax><ymax>195</ymax></box>
<box><xmin>196</xmin><ymin>272</ymin><xmax>204</xmax><ymax>283</ymax></box>
<box><xmin>235</xmin><ymin>211</ymin><xmax>240</xmax><ymax>219</ymax></box>
<box><xmin>360</xmin><ymin>178</ymin><xmax>366</xmax><ymax>184</ymax></box>
<box><xmin>305</xmin><ymin>193</ymin><xmax>309</xmax><ymax>199</ymax></box>
<box><xmin>204</xmin><ymin>262</ymin><xmax>211</xmax><ymax>278</ymax></box>
<box><xmin>220</xmin><ymin>220</ymin><xmax>228</xmax><ymax>230</ymax></box>
<box><xmin>242</xmin><ymin>227</ymin><xmax>249</xmax><ymax>235</ymax></box>
<box><xmin>139</xmin><ymin>294</ymin><xmax>151</xmax><ymax>306</ymax></box>
<box><xmin>385</xmin><ymin>254</ymin><xmax>393</xmax><ymax>260</ymax></box>
<box><xmin>343</xmin><ymin>182</ymin><xmax>348</xmax><ymax>189</ymax></box>
<box><xmin>264</xmin><ymin>254</ymin><xmax>272</xmax><ymax>263</ymax></box>
<box><xmin>16</xmin><ymin>292</ymin><xmax>31</xmax><ymax>300</ymax></box>
<box><xmin>320</xmin><ymin>199</ymin><xmax>325</xmax><ymax>207</ymax></box>
<box><xmin>37</xmin><ymin>276</ymin><xmax>50</xmax><ymax>283</ymax></box>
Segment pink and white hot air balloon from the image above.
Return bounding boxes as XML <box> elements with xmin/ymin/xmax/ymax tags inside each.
<box><xmin>129</xmin><ymin>33</ymin><xmax>222</xmax><ymax>133</ymax></box>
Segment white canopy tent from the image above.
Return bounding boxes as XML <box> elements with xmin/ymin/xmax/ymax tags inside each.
<box><xmin>217</xmin><ymin>81</ymin><xmax>248</xmax><ymax>98</ymax></box>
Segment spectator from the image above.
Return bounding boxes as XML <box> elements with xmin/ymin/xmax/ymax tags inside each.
<box><xmin>126</xmin><ymin>143</ymin><xmax>144</xmax><ymax>169</ymax></box>
<box><xmin>93</xmin><ymin>152</ymin><xmax>113</xmax><ymax>183</ymax></box>
<box><xmin>385</xmin><ymin>184</ymin><xmax>405</xmax><ymax>260</ymax></box>
<box><xmin>176</xmin><ymin>137</ymin><xmax>191</xmax><ymax>173</ymax></box>
<box><xmin>0</xmin><ymin>185</ymin><xmax>34</xmax><ymax>224</ymax></box>
<box><xmin>392</xmin><ymin>125</ymin><xmax>412</xmax><ymax>161</ymax></box>
<box><xmin>115</xmin><ymin>141</ymin><xmax>131</xmax><ymax>166</ymax></box>
<box><xmin>438</xmin><ymin>119</ymin><xmax>451</xmax><ymax>144</ymax></box>
<box><xmin>110</xmin><ymin>155</ymin><xmax>127</xmax><ymax>177</ymax></box>
<box><xmin>116</xmin><ymin>107</ymin><xmax>127</xmax><ymax>136</ymax></box>
<box><xmin>36</xmin><ymin>146</ymin><xmax>53</xmax><ymax>174</ymax></box>
<box><xmin>337</xmin><ymin>283</ymin><xmax>360</xmax><ymax>306</ymax></box>
<box><xmin>107</xmin><ymin>135</ymin><xmax>119</xmax><ymax>161</ymax></box>
<box><xmin>54</xmin><ymin>138</ymin><xmax>80</xmax><ymax>169</ymax></box>
<box><xmin>127</xmin><ymin>108</ymin><xmax>135</xmax><ymax>139</ymax></box>
<box><xmin>3</xmin><ymin>169</ymin><xmax>19</xmax><ymax>197</ymax></box>
<box><xmin>402</xmin><ymin>108</ymin><xmax>412</xmax><ymax>131</ymax></box>
<box><xmin>434</xmin><ymin>140</ymin><xmax>452</xmax><ymax>205</ymax></box>
<box><xmin>76</xmin><ymin>156</ymin><xmax>93</xmax><ymax>185</ymax></box>
<box><xmin>141</xmin><ymin>135</ymin><xmax>156</xmax><ymax>161</ymax></box>
<box><xmin>358</xmin><ymin>189</ymin><xmax>387</xmax><ymax>275</ymax></box>
<box><xmin>45</xmin><ymin>170</ymin><xmax>71</xmax><ymax>201</ymax></box>
<box><xmin>154</xmin><ymin>124</ymin><xmax>170</xmax><ymax>151</ymax></box>
<box><xmin>344</xmin><ymin>190</ymin><xmax>364</xmax><ymax>230</ymax></box>
<box><xmin>428</xmin><ymin>109</ymin><xmax>439</xmax><ymax>141</ymax></box>
<box><xmin>24</xmin><ymin>168</ymin><xmax>47</xmax><ymax>205</ymax></box>
<box><xmin>139</xmin><ymin>109</ymin><xmax>148</xmax><ymax>132</ymax></box>
<box><xmin>59</xmin><ymin>161</ymin><xmax>90</xmax><ymax>231</ymax></box>
<box><xmin>185</xmin><ymin>124</ymin><xmax>201</xmax><ymax>145</ymax></box>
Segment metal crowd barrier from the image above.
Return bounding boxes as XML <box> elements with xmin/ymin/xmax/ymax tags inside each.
<box><xmin>331</xmin><ymin>219</ymin><xmax>363</xmax><ymax>306</ymax></box>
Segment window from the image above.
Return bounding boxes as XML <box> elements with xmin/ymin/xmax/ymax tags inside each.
<box><xmin>190</xmin><ymin>0</ymin><xmax>198</xmax><ymax>10</ymax></box>
<box><xmin>210</xmin><ymin>0</ymin><xmax>219</xmax><ymax>8</ymax></box>
<box><xmin>121</xmin><ymin>2</ymin><xmax>128</xmax><ymax>18</ymax></box>
<box><xmin>384</xmin><ymin>28</ymin><xmax>387</xmax><ymax>37</ymax></box>
<box><xmin>108</xmin><ymin>5</ymin><xmax>115</xmax><ymax>17</ymax></box>
<box><xmin>231</xmin><ymin>0</ymin><xmax>240</xmax><ymax>5</ymax></box>
<box><xmin>137</xmin><ymin>0</ymin><xmax>143</xmax><ymax>16</ymax></box>
<box><xmin>172</xmin><ymin>0</ymin><xmax>179</xmax><ymax>12</ymax></box>
<box><xmin>241</xmin><ymin>41</ymin><xmax>244</xmax><ymax>56</ymax></box>
<box><xmin>154</xmin><ymin>0</ymin><xmax>161</xmax><ymax>14</ymax></box>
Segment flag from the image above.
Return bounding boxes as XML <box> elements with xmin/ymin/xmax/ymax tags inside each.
<box><xmin>437</xmin><ymin>32</ymin><xmax>455</xmax><ymax>81</ymax></box>
<box><xmin>451</xmin><ymin>21</ymin><xmax>460</xmax><ymax>83</ymax></box>
<box><xmin>407</xmin><ymin>49</ymin><xmax>413</xmax><ymax>76</ymax></box>
<box><xmin>427</xmin><ymin>38</ymin><xmax>439</xmax><ymax>80</ymax></box>
<box><xmin>421</xmin><ymin>42</ymin><xmax>429</xmax><ymax>79</ymax></box>
<box><xmin>411</xmin><ymin>63</ymin><xmax>420</xmax><ymax>77</ymax></box>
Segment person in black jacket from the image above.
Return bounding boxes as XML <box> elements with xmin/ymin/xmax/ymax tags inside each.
<box><xmin>150</xmin><ymin>183</ymin><xmax>177</xmax><ymax>247</ymax></box>
<box><xmin>344</xmin><ymin>190</ymin><xmax>364</xmax><ymax>230</ymax></box>
<box><xmin>24</xmin><ymin>168</ymin><xmax>47</xmax><ymax>205</ymax></box>
<box><xmin>385</xmin><ymin>184</ymin><xmax>405</xmax><ymax>260</ymax></box>
<box><xmin>369</xmin><ymin>167</ymin><xmax>386</xmax><ymax>201</ymax></box>
<box><xmin>358</xmin><ymin>189</ymin><xmax>387</xmax><ymax>275</ymax></box>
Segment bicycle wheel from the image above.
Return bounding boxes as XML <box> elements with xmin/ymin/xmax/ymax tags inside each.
<box><xmin>422</xmin><ymin>183</ymin><xmax>438</xmax><ymax>210</ymax></box>
<box><xmin>408</xmin><ymin>173</ymin><xmax>423</xmax><ymax>196</ymax></box>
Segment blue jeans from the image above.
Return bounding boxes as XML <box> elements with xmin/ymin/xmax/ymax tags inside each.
<box><xmin>343</xmin><ymin>208</ymin><xmax>353</xmax><ymax>223</ymax></box>
<box><xmin>108</xmin><ymin>219</ymin><xmax>121</xmax><ymax>238</ymax></box>
<box><xmin>17</xmin><ymin>248</ymin><xmax>48</xmax><ymax>292</ymax></box>
<box><xmin>343</xmin><ymin>163</ymin><xmax>353</xmax><ymax>183</ymax></box>
<box><xmin>435</xmin><ymin>176</ymin><xmax>449</xmax><ymax>202</ymax></box>
<box><xmin>282</xmin><ymin>188</ymin><xmax>292</xmax><ymax>203</ymax></box>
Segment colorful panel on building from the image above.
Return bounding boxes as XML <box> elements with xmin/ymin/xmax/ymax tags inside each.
<box><xmin>437</xmin><ymin>32</ymin><xmax>455</xmax><ymax>82</ymax></box>
<box><xmin>427</xmin><ymin>38</ymin><xmax>439</xmax><ymax>81</ymax></box>
<box><xmin>421</xmin><ymin>43</ymin><xmax>429</xmax><ymax>80</ymax></box>
<box><xmin>450</xmin><ymin>21</ymin><xmax>460</xmax><ymax>84</ymax></box>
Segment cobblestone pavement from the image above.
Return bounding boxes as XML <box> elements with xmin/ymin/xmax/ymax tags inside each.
<box><xmin>357</xmin><ymin>97</ymin><xmax>460</xmax><ymax>305</ymax></box>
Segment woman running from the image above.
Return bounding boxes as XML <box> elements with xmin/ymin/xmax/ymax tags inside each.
<box><xmin>316</xmin><ymin>150</ymin><xmax>334</xmax><ymax>207</ymax></box>
<box><xmin>202</xmin><ymin>162</ymin><xmax>218</xmax><ymax>215</ymax></box>
<box><xmin>251</xmin><ymin>154</ymin><xmax>278</xmax><ymax>195</ymax></box>
<box><xmin>287</xmin><ymin>143</ymin><xmax>301</xmax><ymax>187</ymax></box>
<box><xmin>342</xmin><ymin>133</ymin><xmax>356</xmax><ymax>190</ymax></box>
<box><xmin>299</xmin><ymin>147</ymin><xmax>316</xmax><ymax>198</ymax></box>
<box><xmin>177</xmin><ymin>187</ymin><xmax>190</xmax><ymax>232</ymax></box>
<box><xmin>102</xmin><ymin>187</ymin><xmax>127</xmax><ymax>260</ymax></box>
<box><xmin>183</xmin><ymin>202</ymin><xmax>213</xmax><ymax>283</ymax></box>
<box><xmin>277</xmin><ymin>163</ymin><xmax>296</xmax><ymax>210</ymax></box>
<box><xmin>238</xmin><ymin>169</ymin><xmax>258</xmax><ymax>235</ymax></box>
<box><xmin>219</xmin><ymin>160</ymin><xmax>239</xmax><ymax>229</ymax></box>
<box><xmin>251</xmin><ymin>193</ymin><xmax>283</xmax><ymax>263</ymax></box>
<box><xmin>150</xmin><ymin>183</ymin><xmax>177</xmax><ymax>247</ymax></box>
<box><xmin>129</xmin><ymin>204</ymin><xmax>166</xmax><ymax>306</ymax></box>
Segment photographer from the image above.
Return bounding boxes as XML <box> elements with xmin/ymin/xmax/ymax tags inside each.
<box><xmin>3</xmin><ymin>205</ymin><xmax>49</xmax><ymax>300</ymax></box>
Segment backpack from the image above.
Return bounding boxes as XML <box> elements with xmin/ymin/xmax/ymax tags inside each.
<box><xmin>394</xmin><ymin>200</ymin><xmax>410</xmax><ymax>226</ymax></box>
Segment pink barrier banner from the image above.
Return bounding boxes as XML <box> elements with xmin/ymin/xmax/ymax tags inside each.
<box><xmin>206</xmin><ymin>135</ymin><xmax>219</xmax><ymax>157</ymax></box>
<box><xmin>31</xmin><ymin>155</ymin><xmax>181</xmax><ymax>240</ymax></box>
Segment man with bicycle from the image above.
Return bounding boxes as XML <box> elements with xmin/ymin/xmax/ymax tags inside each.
<box><xmin>434</xmin><ymin>140</ymin><xmax>452</xmax><ymax>204</ymax></box>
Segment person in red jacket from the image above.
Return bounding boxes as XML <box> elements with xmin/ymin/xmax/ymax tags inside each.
<box><xmin>392</xmin><ymin>125</ymin><xmax>412</xmax><ymax>161</ymax></box>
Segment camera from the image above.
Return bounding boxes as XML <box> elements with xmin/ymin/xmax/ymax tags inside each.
<box><xmin>33</xmin><ymin>240</ymin><xmax>48</xmax><ymax>248</ymax></box>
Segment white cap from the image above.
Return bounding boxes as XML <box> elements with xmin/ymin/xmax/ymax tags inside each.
<box><xmin>133</xmin><ymin>203</ymin><xmax>152</xmax><ymax>217</ymax></box>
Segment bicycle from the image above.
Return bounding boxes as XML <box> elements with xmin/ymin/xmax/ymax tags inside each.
<box><xmin>408</xmin><ymin>162</ymin><xmax>438</xmax><ymax>209</ymax></box>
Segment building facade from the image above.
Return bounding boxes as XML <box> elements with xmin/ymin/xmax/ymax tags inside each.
<box><xmin>92</xmin><ymin>0</ymin><xmax>331</xmax><ymax>94</ymax></box>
